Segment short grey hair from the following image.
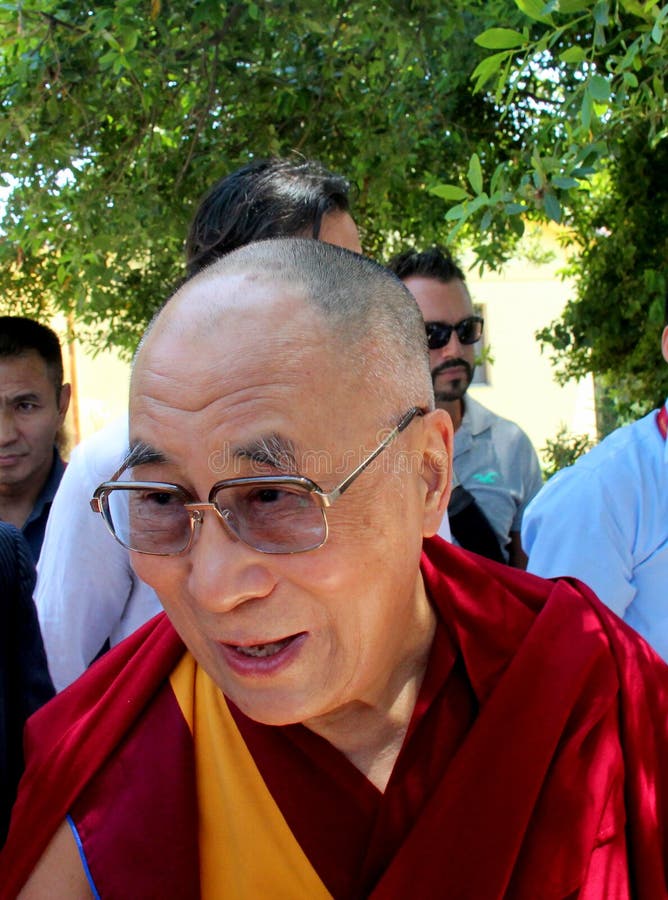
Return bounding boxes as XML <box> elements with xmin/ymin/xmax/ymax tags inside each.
<box><xmin>177</xmin><ymin>238</ymin><xmax>434</xmax><ymax>411</ymax></box>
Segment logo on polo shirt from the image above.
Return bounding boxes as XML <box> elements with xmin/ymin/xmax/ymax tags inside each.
<box><xmin>472</xmin><ymin>469</ymin><xmax>500</xmax><ymax>484</ymax></box>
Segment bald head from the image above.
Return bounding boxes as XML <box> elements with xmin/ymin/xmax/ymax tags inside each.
<box><xmin>135</xmin><ymin>239</ymin><xmax>433</xmax><ymax>411</ymax></box>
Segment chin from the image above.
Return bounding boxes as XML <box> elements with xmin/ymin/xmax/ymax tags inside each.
<box><xmin>228</xmin><ymin>690</ymin><xmax>314</xmax><ymax>727</ymax></box>
<box><xmin>435</xmin><ymin>389</ymin><xmax>465</xmax><ymax>403</ymax></box>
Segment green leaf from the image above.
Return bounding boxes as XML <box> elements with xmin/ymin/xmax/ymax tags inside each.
<box><xmin>617</xmin><ymin>0</ymin><xmax>647</xmax><ymax>15</ymax></box>
<box><xmin>474</xmin><ymin>28</ymin><xmax>525</xmax><ymax>49</ymax></box>
<box><xmin>471</xmin><ymin>52</ymin><xmax>510</xmax><ymax>92</ymax></box>
<box><xmin>559</xmin><ymin>46</ymin><xmax>586</xmax><ymax>64</ymax></box>
<box><xmin>504</xmin><ymin>202</ymin><xmax>527</xmax><ymax>214</ymax></box>
<box><xmin>429</xmin><ymin>183</ymin><xmax>471</xmax><ymax>201</ymax></box>
<box><xmin>543</xmin><ymin>191</ymin><xmax>562</xmax><ymax>222</ymax></box>
<box><xmin>557</xmin><ymin>0</ymin><xmax>592</xmax><ymax>11</ymax></box>
<box><xmin>445</xmin><ymin>193</ymin><xmax>489</xmax><ymax>222</ymax></box>
<box><xmin>552</xmin><ymin>175</ymin><xmax>580</xmax><ymax>189</ymax></box>
<box><xmin>445</xmin><ymin>202</ymin><xmax>467</xmax><ymax>222</ymax></box>
<box><xmin>651</xmin><ymin>22</ymin><xmax>663</xmax><ymax>44</ymax></box>
<box><xmin>514</xmin><ymin>0</ymin><xmax>554</xmax><ymax>23</ymax></box>
<box><xmin>593</xmin><ymin>1</ymin><xmax>609</xmax><ymax>25</ymax></box>
<box><xmin>593</xmin><ymin>22</ymin><xmax>607</xmax><ymax>47</ymax></box>
<box><xmin>589</xmin><ymin>74</ymin><xmax>611</xmax><ymax>102</ymax></box>
<box><xmin>581</xmin><ymin>90</ymin><xmax>593</xmax><ymax>129</ymax></box>
<box><xmin>468</xmin><ymin>153</ymin><xmax>483</xmax><ymax>194</ymax></box>
<box><xmin>117</xmin><ymin>26</ymin><xmax>139</xmax><ymax>52</ymax></box>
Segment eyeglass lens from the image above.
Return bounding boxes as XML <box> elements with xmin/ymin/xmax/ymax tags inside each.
<box><xmin>425</xmin><ymin>316</ymin><xmax>483</xmax><ymax>350</ymax></box>
<box><xmin>214</xmin><ymin>483</ymin><xmax>325</xmax><ymax>553</ymax></box>
<box><xmin>102</xmin><ymin>482</ymin><xmax>327</xmax><ymax>555</ymax></box>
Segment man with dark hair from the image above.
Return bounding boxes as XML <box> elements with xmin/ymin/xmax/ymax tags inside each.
<box><xmin>523</xmin><ymin>293</ymin><xmax>668</xmax><ymax>659</ymax></box>
<box><xmin>186</xmin><ymin>157</ymin><xmax>360</xmax><ymax>274</ymax></box>
<box><xmin>0</xmin><ymin>317</ymin><xmax>70</xmax><ymax>561</ymax></box>
<box><xmin>4</xmin><ymin>241</ymin><xmax>668</xmax><ymax>897</ymax></box>
<box><xmin>388</xmin><ymin>247</ymin><xmax>542</xmax><ymax>567</ymax></box>
<box><xmin>36</xmin><ymin>157</ymin><xmax>361</xmax><ymax>691</ymax></box>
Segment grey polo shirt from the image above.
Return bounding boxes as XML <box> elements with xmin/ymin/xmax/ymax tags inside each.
<box><xmin>438</xmin><ymin>396</ymin><xmax>543</xmax><ymax>560</ymax></box>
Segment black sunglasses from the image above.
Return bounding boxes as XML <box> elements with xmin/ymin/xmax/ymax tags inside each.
<box><xmin>425</xmin><ymin>316</ymin><xmax>484</xmax><ymax>350</ymax></box>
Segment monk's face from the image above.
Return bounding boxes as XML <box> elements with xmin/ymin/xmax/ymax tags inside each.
<box><xmin>129</xmin><ymin>271</ymin><xmax>446</xmax><ymax>729</ymax></box>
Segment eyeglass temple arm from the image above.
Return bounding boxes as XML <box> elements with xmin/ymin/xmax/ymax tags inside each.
<box><xmin>318</xmin><ymin>407</ymin><xmax>425</xmax><ymax>507</ymax></box>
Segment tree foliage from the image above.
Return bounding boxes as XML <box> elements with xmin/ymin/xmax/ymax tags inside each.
<box><xmin>0</xmin><ymin>0</ymin><xmax>517</xmax><ymax>354</ymax></box>
<box><xmin>538</xmin><ymin>127</ymin><xmax>668</xmax><ymax>418</ymax></box>
<box><xmin>2</xmin><ymin>0</ymin><xmax>667</xmax><ymax>419</ymax></box>
<box><xmin>433</xmin><ymin>0</ymin><xmax>668</xmax><ymax>419</ymax></box>
<box><xmin>434</xmin><ymin>0</ymin><xmax>668</xmax><ymax>243</ymax></box>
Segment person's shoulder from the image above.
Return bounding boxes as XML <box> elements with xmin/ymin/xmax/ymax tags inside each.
<box><xmin>0</xmin><ymin>520</ymin><xmax>27</xmax><ymax>554</ymax></box>
<box><xmin>0</xmin><ymin>522</ymin><xmax>35</xmax><ymax>595</ymax></box>
<box><xmin>466</xmin><ymin>396</ymin><xmax>534</xmax><ymax>448</ymax></box>
<box><xmin>542</xmin><ymin>408</ymin><xmax>660</xmax><ymax>492</ymax></box>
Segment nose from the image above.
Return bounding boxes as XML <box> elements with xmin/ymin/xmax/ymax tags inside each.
<box><xmin>0</xmin><ymin>409</ymin><xmax>18</xmax><ymax>446</ymax></box>
<box><xmin>186</xmin><ymin>510</ymin><xmax>277</xmax><ymax>615</ymax></box>
<box><xmin>434</xmin><ymin>330</ymin><xmax>464</xmax><ymax>360</ymax></box>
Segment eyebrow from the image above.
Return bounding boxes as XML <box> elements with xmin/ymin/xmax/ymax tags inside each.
<box><xmin>120</xmin><ymin>435</ymin><xmax>298</xmax><ymax>475</ymax></box>
<box><xmin>122</xmin><ymin>441</ymin><xmax>168</xmax><ymax>469</ymax></box>
<box><xmin>9</xmin><ymin>391</ymin><xmax>42</xmax><ymax>403</ymax></box>
<box><xmin>232</xmin><ymin>434</ymin><xmax>298</xmax><ymax>472</ymax></box>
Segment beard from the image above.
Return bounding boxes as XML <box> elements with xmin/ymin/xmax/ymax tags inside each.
<box><xmin>431</xmin><ymin>358</ymin><xmax>474</xmax><ymax>403</ymax></box>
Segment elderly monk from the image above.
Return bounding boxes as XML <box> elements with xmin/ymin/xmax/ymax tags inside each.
<box><xmin>3</xmin><ymin>240</ymin><xmax>668</xmax><ymax>899</ymax></box>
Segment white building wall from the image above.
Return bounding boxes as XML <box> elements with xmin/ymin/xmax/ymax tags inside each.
<box><xmin>464</xmin><ymin>229</ymin><xmax>596</xmax><ymax>466</ymax></box>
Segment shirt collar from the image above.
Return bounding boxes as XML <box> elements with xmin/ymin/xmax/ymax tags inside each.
<box><xmin>23</xmin><ymin>448</ymin><xmax>66</xmax><ymax>529</ymax></box>
<box><xmin>461</xmin><ymin>395</ymin><xmax>493</xmax><ymax>435</ymax></box>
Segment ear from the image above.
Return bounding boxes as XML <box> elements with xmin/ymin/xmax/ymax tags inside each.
<box><xmin>57</xmin><ymin>383</ymin><xmax>72</xmax><ymax>424</ymax></box>
<box><xmin>662</xmin><ymin>326</ymin><xmax>668</xmax><ymax>365</ymax></box>
<box><xmin>419</xmin><ymin>408</ymin><xmax>453</xmax><ymax>538</ymax></box>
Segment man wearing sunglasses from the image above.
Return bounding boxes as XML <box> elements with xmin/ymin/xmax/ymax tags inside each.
<box><xmin>4</xmin><ymin>240</ymin><xmax>668</xmax><ymax>898</ymax></box>
<box><xmin>388</xmin><ymin>246</ymin><xmax>542</xmax><ymax>567</ymax></box>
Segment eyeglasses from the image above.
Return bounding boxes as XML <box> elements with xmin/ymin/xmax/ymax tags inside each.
<box><xmin>425</xmin><ymin>316</ymin><xmax>483</xmax><ymax>350</ymax></box>
<box><xmin>90</xmin><ymin>407</ymin><xmax>425</xmax><ymax>557</ymax></box>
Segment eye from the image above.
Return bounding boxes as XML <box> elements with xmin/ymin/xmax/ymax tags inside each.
<box><xmin>253</xmin><ymin>487</ymin><xmax>285</xmax><ymax>504</ymax></box>
<box><xmin>221</xmin><ymin>484</ymin><xmax>313</xmax><ymax>516</ymax></box>
<box><xmin>16</xmin><ymin>401</ymin><xmax>38</xmax><ymax>412</ymax></box>
<box><xmin>143</xmin><ymin>490</ymin><xmax>179</xmax><ymax>506</ymax></box>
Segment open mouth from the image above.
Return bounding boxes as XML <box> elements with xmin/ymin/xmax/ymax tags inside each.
<box><xmin>219</xmin><ymin>632</ymin><xmax>307</xmax><ymax>675</ymax></box>
<box><xmin>233</xmin><ymin>637</ymin><xmax>295</xmax><ymax>658</ymax></box>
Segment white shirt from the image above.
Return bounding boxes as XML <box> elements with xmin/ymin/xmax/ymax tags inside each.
<box><xmin>35</xmin><ymin>418</ymin><xmax>162</xmax><ymax>691</ymax></box>
<box><xmin>439</xmin><ymin>396</ymin><xmax>543</xmax><ymax>559</ymax></box>
<box><xmin>523</xmin><ymin>403</ymin><xmax>668</xmax><ymax>660</ymax></box>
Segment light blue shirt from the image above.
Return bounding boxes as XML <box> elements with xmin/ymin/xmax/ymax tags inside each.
<box><xmin>523</xmin><ymin>403</ymin><xmax>668</xmax><ymax>660</ymax></box>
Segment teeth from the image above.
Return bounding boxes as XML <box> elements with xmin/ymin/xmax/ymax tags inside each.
<box><xmin>235</xmin><ymin>637</ymin><xmax>292</xmax><ymax>658</ymax></box>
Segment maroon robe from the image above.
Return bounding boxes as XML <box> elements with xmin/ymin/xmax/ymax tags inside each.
<box><xmin>2</xmin><ymin>538</ymin><xmax>668</xmax><ymax>898</ymax></box>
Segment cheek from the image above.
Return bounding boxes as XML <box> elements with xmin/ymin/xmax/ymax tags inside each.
<box><xmin>131</xmin><ymin>554</ymin><xmax>178</xmax><ymax>601</ymax></box>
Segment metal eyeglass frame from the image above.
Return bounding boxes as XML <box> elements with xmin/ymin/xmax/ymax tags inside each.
<box><xmin>90</xmin><ymin>406</ymin><xmax>426</xmax><ymax>556</ymax></box>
